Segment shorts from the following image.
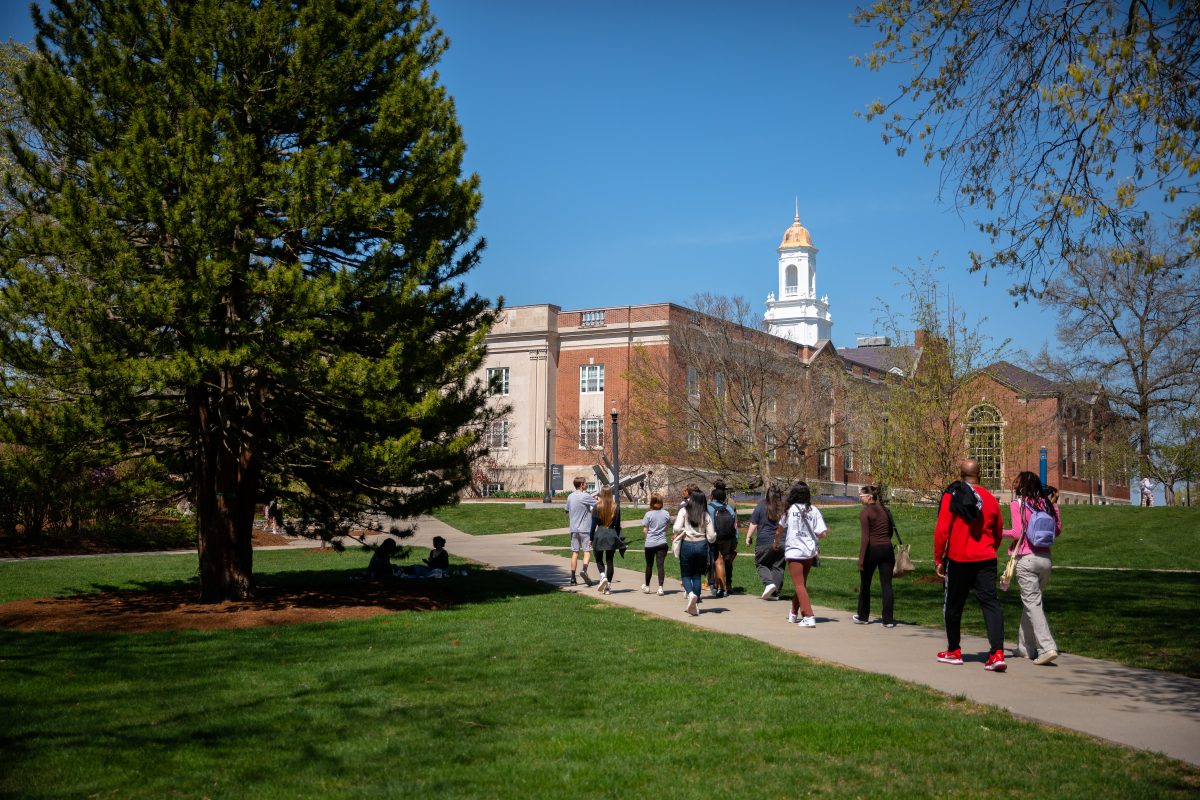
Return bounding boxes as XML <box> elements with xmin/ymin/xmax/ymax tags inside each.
<box><xmin>570</xmin><ymin>532</ymin><xmax>592</xmax><ymax>552</ymax></box>
<box><xmin>713</xmin><ymin>537</ymin><xmax>737</xmax><ymax>556</ymax></box>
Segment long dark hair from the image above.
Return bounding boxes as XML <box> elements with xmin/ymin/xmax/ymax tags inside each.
<box><xmin>1014</xmin><ymin>471</ymin><xmax>1042</xmax><ymax>499</ymax></box>
<box><xmin>685</xmin><ymin>490</ymin><xmax>708</xmax><ymax>529</ymax></box>
<box><xmin>786</xmin><ymin>481</ymin><xmax>811</xmax><ymax>510</ymax></box>
<box><xmin>765</xmin><ymin>486</ymin><xmax>785</xmax><ymax>523</ymax></box>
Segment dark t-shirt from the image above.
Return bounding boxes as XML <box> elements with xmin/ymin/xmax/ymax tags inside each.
<box><xmin>750</xmin><ymin>501</ymin><xmax>779</xmax><ymax>547</ymax></box>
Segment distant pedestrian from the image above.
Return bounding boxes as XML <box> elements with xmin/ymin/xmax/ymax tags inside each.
<box><xmin>707</xmin><ymin>480</ymin><xmax>739</xmax><ymax>597</ymax></box>
<box><xmin>854</xmin><ymin>484</ymin><xmax>896</xmax><ymax>627</ymax></box>
<box><xmin>566</xmin><ymin>476</ymin><xmax>597</xmax><ymax>586</ymax></box>
<box><xmin>641</xmin><ymin>494</ymin><xmax>671</xmax><ymax>595</ymax></box>
<box><xmin>934</xmin><ymin>459</ymin><xmax>1006</xmax><ymax>672</ymax></box>
<box><xmin>591</xmin><ymin>486</ymin><xmax>621</xmax><ymax>595</ymax></box>
<box><xmin>747</xmin><ymin>486</ymin><xmax>786</xmax><ymax>600</ymax></box>
<box><xmin>673</xmin><ymin>489</ymin><xmax>714</xmax><ymax>616</ymax></box>
<box><xmin>1140</xmin><ymin>476</ymin><xmax>1154</xmax><ymax>507</ymax></box>
<box><xmin>782</xmin><ymin>481</ymin><xmax>827</xmax><ymax>628</ymax></box>
<box><xmin>1002</xmin><ymin>472</ymin><xmax>1061</xmax><ymax>665</ymax></box>
<box><xmin>267</xmin><ymin>499</ymin><xmax>283</xmax><ymax>535</ymax></box>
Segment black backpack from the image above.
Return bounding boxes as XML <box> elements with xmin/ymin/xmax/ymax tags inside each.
<box><xmin>944</xmin><ymin>480</ymin><xmax>982</xmax><ymax>522</ymax></box>
<box><xmin>711</xmin><ymin>503</ymin><xmax>737</xmax><ymax>542</ymax></box>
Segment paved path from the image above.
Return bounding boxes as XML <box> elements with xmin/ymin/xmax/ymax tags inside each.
<box><xmin>413</xmin><ymin>517</ymin><xmax>1200</xmax><ymax>767</ymax></box>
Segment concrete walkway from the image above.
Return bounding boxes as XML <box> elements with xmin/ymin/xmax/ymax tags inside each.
<box><xmin>414</xmin><ymin>516</ymin><xmax>1200</xmax><ymax>767</ymax></box>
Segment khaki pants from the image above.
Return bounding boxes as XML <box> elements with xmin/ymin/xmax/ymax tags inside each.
<box><xmin>1015</xmin><ymin>554</ymin><xmax>1057</xmax><ymax>656</ymax></box>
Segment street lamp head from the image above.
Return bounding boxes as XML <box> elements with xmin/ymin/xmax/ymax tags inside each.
<box><xmin>611</xmin><ymin>400</ymin><xmax>618</xmax><ymax>422</ymax></box>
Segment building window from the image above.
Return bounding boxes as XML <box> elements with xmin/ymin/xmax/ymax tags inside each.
<box><xmin>488</xmin><ymin>419</ymin><xmax>509</xmax><ymax>449</ymax></box>
<box><xmin>483</xmin><ymin>482</ymin><xmax>505</xmax><ymax>497</ymax></box>
<box><xmin>580</xmin><ymin>310</ymin><xmax>606</xmax><ymax>328</ymax></box>
<box><xmin>967</xmin><ymin>404</ymin><xmax>1004</xmax><ymax>490</ymax></box>
<box><xmin>715</xmin><ymin>372</ymin><xmax>726</xmax><ymax>400</ymax></box>
<box><xmin>785</xmin><ymin>264</ymin><xmax>798</xmax><ymax>296</ymax></box>
<box><xmin>765</xmin><ymin>394</ymin><xmax>777</xmax><ymax>412</ymax></box>
<box><xmin>687</xmin><ymin>366</ymin><xmax>699</xmax><ymax>400</ymax></box>
<box><xmin>486</xmin><ymin>367</ymin><xmax>509</xmax><ymax>396</ymax></box>
<box><xmin>843</xmin><ymin>444</ymin><xmax>853</xmax><ymax>472</ymax></box>
<box><xmin>787</xmin><ymin>438</ymin><xmax>801</xmax><ymax>463</ymax></box>
<box><xmin>580</xmin><ymin>364</ymin><xmax>604</xmax><ymax>393</ymax></box>
<box><xmin>687</xmin><ymin>423</ymin><xmax>700</xmax><ymax>451</ymax></box>
<box><xmin>579</xmin><ymin>417</ymin><xmax>604</xmax><ymax>449</ymax></box>
<box><xmin>765</xmin><ymin>432</ymin><xmax>776</xmax><ymax>459</ymax></box>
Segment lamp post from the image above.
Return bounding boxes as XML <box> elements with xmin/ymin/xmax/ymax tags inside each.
<box><xmin>611</xmin><ymin>401</ymin><xmax>620</xmax><ymax>525</ymax></box>
<box><xmin>543</xmin><ymin>418</ymin><xmax>553</xmax><ymax>504</ymax></box>
<box><xmin>880</xmin><ymin>412</ymin><xmax>889</xmax><ymax>501</ymax></box>
<box><xmin>1087</xmin><ymin>448</ymin><xmax>1094</xmax><ymax>505</ymax></box>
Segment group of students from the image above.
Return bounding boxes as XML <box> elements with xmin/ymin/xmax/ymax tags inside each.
<box><xmin>567</xmin><ymin>462</ymin><xmax>1064</xmax><ymax>671</ymax></box>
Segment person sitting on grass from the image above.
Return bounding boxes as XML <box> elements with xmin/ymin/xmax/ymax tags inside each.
<box><xmin>367</xmin><ymin>538</ymin><xmax>401</xmax><ymax>580</ymax></box>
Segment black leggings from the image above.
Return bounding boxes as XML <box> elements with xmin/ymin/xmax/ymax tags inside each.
<box><xmin>644</xmin><ymin>544</ymin><xmax>668</xmax><ymax>586</ymax></box>
<box><xmin>858</xmin><ymin>544</ymin><xmax>895</xmax><ymax>623</ymax></box>
<box><xmin>594</xmin><ymin>549</ymin><xmax>616</xmax><ymax>581</ymax></box>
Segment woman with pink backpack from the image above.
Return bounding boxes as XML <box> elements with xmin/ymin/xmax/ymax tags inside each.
<box><xmin>1002</xmin><ymin>471</ymin><xmax>1061</xmax><ymax>665</ymax></box>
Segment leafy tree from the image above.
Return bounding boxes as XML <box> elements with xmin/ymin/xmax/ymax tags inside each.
<box><xmin>855</xmin><ymin>0</ymin><xmax>1200</xmax><ymax>295</ymax></box>
<box><xmin>0</xmin><ymin>0</ymin><xmax>496</xmax><ymax>601</ymax></box>
<box><xmin>1036</xmin><ymin>240</ymin><xmax>1200</xmax><ymax>500</ymax></box>
<box><xmin>859</xmin><ymin>267</ymin><xmax>1019</xmax><ymax>493</ymax></box>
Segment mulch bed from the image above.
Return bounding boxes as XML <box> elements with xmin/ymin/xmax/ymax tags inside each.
<box><xmin>0</xmin><ymin>581</ymin><xmax>456</xmax><ymax>633</ymax></box>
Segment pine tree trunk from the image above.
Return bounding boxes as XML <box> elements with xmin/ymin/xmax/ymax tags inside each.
<box><xmin>193</xmin><ymin>385</ymin><xmax>260</xmax><ymax>603</ymax></box>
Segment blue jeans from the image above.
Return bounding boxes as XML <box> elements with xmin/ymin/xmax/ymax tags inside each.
<box><xmin>680</xmin><ymin>539</ymin><xmax>708</xmax><ymax>597</ymax></box>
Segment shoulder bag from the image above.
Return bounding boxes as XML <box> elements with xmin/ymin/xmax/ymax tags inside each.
<box><xmin>890</xmin><ymin>511</ymin><xmax>914</xmax><ymax>577</ymax></box>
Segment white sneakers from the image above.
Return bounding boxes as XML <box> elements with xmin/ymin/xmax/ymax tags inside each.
<box><xmin>798</xmin><ymin>616</ymin><xmax>816</xmax><ymax>628</ymax></box>
<box><xmin>597</xmin><ymin>576</ymin><xmax>609</xmax><ymax>594</ymax></box>
<box><xmin>851</xmin><ymin>614</ymin><xmax>867</xmax><ymax>625</ymax></box>
<box><xmin>761</xmin><ymin>583</ymin><xmax>777</xmax><ymax>600</ymax></box>
<box><xmin>656</xmin><ymin>586</ymin><xmax>665</xmax><ymax>596</ymax></box>
<box><xmin>787</xmin><ymin>612</ymin><xmax>798</xmax><ymax>623</ymax></box>
<box><xmin>640</xmin><ymin>584</ymin><xmax>651</xmax><ymax>594</ymax></box>
<box><xmin>685</xmin><ymin>593</ymin><xmax>699</xmax><ymax>616</ymax></box>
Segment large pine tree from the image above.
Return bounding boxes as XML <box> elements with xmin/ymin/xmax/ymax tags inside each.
<box><xmin>0</xmin><ymin>0</ymin><xmax>496</xmax><ymax>601</ymax></box>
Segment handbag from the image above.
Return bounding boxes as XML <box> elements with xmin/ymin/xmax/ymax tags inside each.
<box><xmin>671</xmin><ymin>532</ymin><xmax>683</xmax><ymax>559</ymax></box>
<box><xmin>890</xmin><ymin>512</ymin><xmax>914</xmax><ymax>577</ymax></box>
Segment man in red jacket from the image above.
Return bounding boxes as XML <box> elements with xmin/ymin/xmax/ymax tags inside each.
<box><xmin>933</xmin><ymin>459</ymin><xmax>1007</xmax><ymax>672</ymax></box>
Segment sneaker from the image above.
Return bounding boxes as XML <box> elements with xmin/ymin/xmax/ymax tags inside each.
<box><xmin>851</xmin><ymin>614</ymin><xmax>868</xmax><ymax>625</ymax></box>
<box><xmin>761</xmin><ymin>583</ymin><xmax>778</xmax><ymax>600</ymax></box>
<box><xmin>1033</xmin><ymin>649</ymin><xmax>1058</xmax><ymax>666</ymax></box>
<box><xmin>984</xmin><ymin>650</ymin><xmax>1007</xmax><ymax>672</ymax></box>
<box><xmin>640</xmin><ymin>584</ymin><xmax>651</xmax><ymax>594</ymax></box>
<box><xmin>882</xmin><ymin>622</ymin><xmax>896</xmax><ymax>628</ymax></box>
<box><xmin>685</xmin><ymin>593</ymin><xmax>699</xmax><ymax>616</ymax></box>
<box><xmin>937</xmin><ymin>648</ymin><xmax>964</xmax><ymax>665</ymax></box>
<box><xmin>1014</xmin><ymin>647</ymin><xmax>1030</xmax><ymax>659</ymax></box>
<box><xmin>597</xmin><ymin>577</ymin><xmax>609</xmax><ymax>593</ymax></box>
<box><xmin>787</xmin><ymin>612</ymin><xmax>798</xmax><ymax>623</ymax></box>
<box><xmin>798</xmin><ymin>616</ymin><xmax>816</xmax><ymax>628</ymax></box>
<box><xmin>580</xmin><ymin>567</ymin><xmax>594</xmax><ymax>587</ymax></box>
<box><xmin>656</xmin><ymin>586</ymin><xmax>665</xmax><ymax>596</ymax></box>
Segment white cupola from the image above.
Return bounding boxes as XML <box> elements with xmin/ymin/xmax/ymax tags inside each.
<box><xmin>764</xmin><ymin>204</ymin><xmax>832</xmax><ymax>346</ymax></box>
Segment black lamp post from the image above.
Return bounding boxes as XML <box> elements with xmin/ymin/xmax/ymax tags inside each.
<box><xmin>611</xmin><ymin>401</ymin><xmax>620</xmax><ymax>525</ymax></box>
<box><xmin>881</xmin><ymin>412</ymin><xmax>889</xmax><ymax>501</ymax></box>
<box><xmin>543</xmin><ymin>418</ymin><xmax>553</xmax><ymax>504</ymax></box>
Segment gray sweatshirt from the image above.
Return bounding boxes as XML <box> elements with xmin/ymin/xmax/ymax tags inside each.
<box><xmin>566</xmin><ymin>490</ymin><xmax>598</xmax><ymax>533</ymax></box>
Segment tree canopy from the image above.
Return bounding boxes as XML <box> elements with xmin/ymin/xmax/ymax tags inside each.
<box><xmin>0</xmin><ymin>0</ymin><xmax>497</xmax><ymax>600</ymax></box>
<box><xmin>856</xmin><ymin>0</ymin><xmax>1200</xmax><ymax>296</ymax></box>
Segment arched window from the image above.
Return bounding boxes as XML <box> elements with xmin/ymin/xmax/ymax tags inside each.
<box><xmin>785</xmin><ymin>265</ymin><xmax>798</xmax><ymax>295</ymax></box>
<box><xmin>967</xmin><ymin>404</ymin><xmax>1004</xmax><ymax>490</ymax></box>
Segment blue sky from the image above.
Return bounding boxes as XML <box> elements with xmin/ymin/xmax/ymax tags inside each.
<box><xmin>1</xmin><ymin>1</ymin><xmax>1062</xmax><ymax>359</ymax></box>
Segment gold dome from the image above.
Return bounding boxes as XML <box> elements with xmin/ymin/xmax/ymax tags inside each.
<box><xmin>779</xmin><ymin>214</ymin><xmax>812</xmax><ymax>249</ymax></box>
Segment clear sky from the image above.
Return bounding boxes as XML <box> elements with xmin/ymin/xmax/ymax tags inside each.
<box><xmin>1</xmin><ymin>1</ymin><xmax>1063</xmax><ymax>360</ymax></box>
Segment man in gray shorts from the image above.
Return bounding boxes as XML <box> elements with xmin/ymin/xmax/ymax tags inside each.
<box><xmin>566</xmin><ymin>476</ymin><xmax>597</xmax><ymax>586</ymax></box>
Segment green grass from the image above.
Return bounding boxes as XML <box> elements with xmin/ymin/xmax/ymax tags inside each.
<box><xmin>2</xmin><ymin>553</ymin><xmax>1197</xmax><ymax>799</ymax></box>
<box><xmin>527</xmin><ymin>505</ymin><xmax>1200</xmax><ymax>677</ymax></box>
<box><xmin>430</xmin><ymin>502</ymin><xmax>569</xmax><ymax>535</ymax></box>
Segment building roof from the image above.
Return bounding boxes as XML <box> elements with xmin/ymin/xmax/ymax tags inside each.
<box><xmin>984</xmin><ymin>360</ymin><xmax>1060</xmax><ymax>396</ymax></box>
<box><xmin>778</xmin><ymin>213</ymin><xmax>813</xmax><ymax>249</ymax></box>
<box><xmin>838</xmin><ymin>345</ymin><xmax>920</xmax><ymax>375</ymax></box>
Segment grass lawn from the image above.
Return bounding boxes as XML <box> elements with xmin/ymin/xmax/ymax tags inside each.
<box><xmin>527</xmin><ymin>505</ymin><xmax>1200</xmax><ymax>677</ymax></box>
<box><xmin>2</xmin><ymin>551</ymin><xmax>1197</xmax><ymax>799</ymax></box>
<box><xmin>430</xmin><ymin>502</ymin><xmax>568</xmax><ymax>535</ymax></box>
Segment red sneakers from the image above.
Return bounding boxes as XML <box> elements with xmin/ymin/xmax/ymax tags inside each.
<box><xmin>936</xmin><ymin>648</ymin><xmax>964</xmax><ymax>665</ymax></box>
<box><xmin>984</xmin><ymin>650</ymin><xmax>1007</xmax><ymax>672</ymax></box>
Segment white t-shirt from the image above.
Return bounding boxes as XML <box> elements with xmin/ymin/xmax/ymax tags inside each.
<box><xmin>783</xmin><ymin>503</ymin><xmax>827</xmax><ymax>560</ymax></box>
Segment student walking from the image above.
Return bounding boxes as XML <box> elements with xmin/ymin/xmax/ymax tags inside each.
<box><xmin>934</xmin><ymin>459</ymin><xmax>1006</xmax><ymax>672</ymax></box>
<box><xmin>592</xmin><ymin>487</ymin><xmax>621</xmax><ymax>595</ymax></box>
<box><xmin>1002</xmin><ymin>471</ymin><xmax>1061</xmax><ymax>665</ymax></box>
<box><xmin>781</xmin><ymin>481</ymin><xmax>827</xmax><ymax>628</ymax></box>
<box><xmin>707</xmin><ymin>480</ymin><xmax>739</xmax><ymax>597</ymax></box>
<box><xmin>565</xmin><ymin>477</ymin><xmax>597</xmax><ymax>586</ymax></box>
<box><xmin>854</xmin><ymin>484</ymin><xmax>896</xmax><ymax>627</ymax></box>
<box><xmin>747</xmin><ymin>486</ymin><xmax>786</xmax><ymax>600</ymax></box>
<box><xmin>641</xmin><ymin>494</ymin><xmax>671</xmax><ymax>594</ymax></box>
<box><xmin>673</xmin><ymin>489</ymin><xmax>714</xmax><ymax>616</ymax></box>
